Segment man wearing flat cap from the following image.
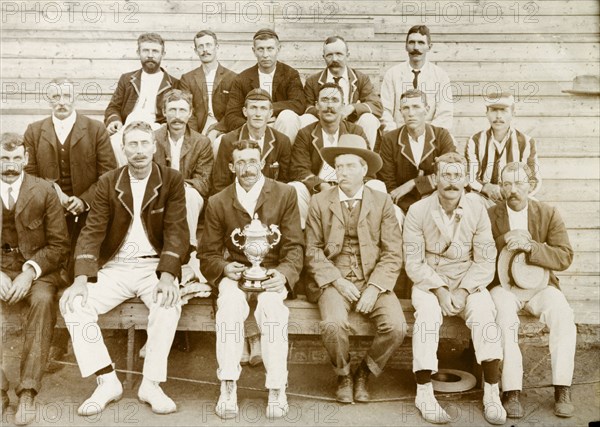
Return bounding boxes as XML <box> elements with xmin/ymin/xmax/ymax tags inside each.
<box><xmin>465</xmin><ymin>92</ymin><xmax>541</xmax><ymax>207</ymax></box>
<box><xmin>223</xmin><ymin>28</ymin><xmax>310</xmax><ymax>144</ymax></box>
<box><xmin>305</xmin><ymin>134</ymin><xmax>406</xmax><ymax>404</ymax></box>
<box><xmin>488</xmin><ymin>161</ymin><xmax>575</xmax><ymax>419</ymax></box>
<box><xmin>212</xmin><ymin>89</ymin><xmax>291</xmax><ymax>194</ymax></box>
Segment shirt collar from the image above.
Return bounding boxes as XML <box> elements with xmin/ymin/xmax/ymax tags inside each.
<box><xmin>0</xmin><ymin>172</ymin><xmax>24</xmax><ymax>194</ymax></box>
<box><xmin>328</xmin><ymin>67</ymin><xmax>349</xmax><ymax>82</ymax></box>
<box><xmin>52</xmin><ymin>110</ymin><xmax>77</xmax><ymax>130</ymax></box>
<box><xmin>258</xmin><ymin>66</ymin><xmax>276</xmax><ymax>77</ymax></box>
<box><xmin>506</xmin><ymin>202</ymin><xmax>528</xmax><ymax>215</ymax></box>
<box><xmin>168</xmin><ymin>131</ymin><xmax>184</xmax><ymax>147</ymax></box>
<box><xmin>235</xmin><ymin>174</ymin><xmax>266</xmax><ymax>196</ymax></box>
<box><xmin>408</xmin><ymin>132</ymin><xmax>425</xmax><ymax>145</ymax></box>
<box><xmin>338</xmin><ymin>185</ymin><xmax>364</xmax><ymax>202</ymax></box>
<box><xmin>322</xmin><ymin>128</ymin><xmax>340</xmax><ymax>144</ymax></box>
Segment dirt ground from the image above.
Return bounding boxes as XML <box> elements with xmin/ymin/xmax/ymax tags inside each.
<box><xmin>2</xmin><ymin>331</ymin><xmax>599</xmax><ymax>426</ymax></box>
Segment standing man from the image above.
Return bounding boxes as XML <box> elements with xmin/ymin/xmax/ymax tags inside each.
<box><xmin>179</xmin><ymin>30</ymin><xmax>237</xmax><ymax>143</ymax></box>
<box><xmin>212</xmin><ymin>89</ymin><xmax>291</xmax><ymax>194</ymax></box>
<box><xmin>380</xmin><ymin>25</ymin><xmax>453</xmax><ymax>131</ymax></box>
<box><xmin>489</xmin><ymin>162</ymin><xmax>575</xmax><ymax>419</ymax></box>
<box><xmin>0</xmin><ymin>133</ymin><xmax>70</xmax><ymax>425</ymax></box>
<box><xmin>60</xmin><ymin>121</ymin><xmax>189</xmax><ymax>417</ymax></box>
<box><xmin>465</xmin><ymin>93</ymin><xmax>541</xmax><ymax>207</ymax></box>
<box><xmin>153</xmin><ymin>89</ymin><xmax>213</xmax><ymax>248</ymax></box>
<box><xmin>305</xmin><ymin>135</ymin><xmax>406</xmax><ymax>404</ymax></box>
<box><xmin>403</xmin><ymin>153</ymin><xmax>506</xmax><ymax>425</ymax></box>
<box><xmin>199</xmin><ymin>140</ymin><xmax>304</xmax><ymax>420</ymax></box>
<box><xmin>105</xmin><ymin>33</ymin><xmax>178</xmax><ymax>134</ymax></box>
<box><xmin>304</xmin><ymin>36</ymin><xmax>382</xmax><ymax>150</ymax></box>
<box><xmin>223</xmin><ymin>29</ymin><xmax>309</xmax><ymax>144</ymax></box>
<box><xmin>289</xmin><ymin>83</ymin><xmax>386</xmax><ymax>228</ymax></box>
<box><xmin>378</xmin><ymin>89</ymin><xmax>456</xmax><ymax>221</ymax></box>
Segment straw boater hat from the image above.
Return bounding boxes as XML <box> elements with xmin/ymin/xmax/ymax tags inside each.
<box><xmin>320</xmin><ymin>134</ymin><xmax>383</xmax><ymax>175</ymax></box>
<box><xmin>562</xmin><ymin>75</ymin><xmax>600</xmax><ymax>95</ymax></box>
<box><xmin>497</xmin><ymin>247</ymin><xmax>550</xmax><ymax>301</ymax></box>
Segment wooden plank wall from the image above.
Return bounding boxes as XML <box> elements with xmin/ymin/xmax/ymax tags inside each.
<box><xmin>1</xmin><ymin>0</ymin><xmax>599</xmax><ymax>311</ymax></box>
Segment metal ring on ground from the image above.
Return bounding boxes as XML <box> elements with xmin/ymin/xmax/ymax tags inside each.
<box><xmin>431</xmin><ymin>369</ymin><xmax>477</xmax><ymax>393</ymax></box>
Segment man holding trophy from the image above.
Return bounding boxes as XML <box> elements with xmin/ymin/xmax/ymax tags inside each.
<box><xmin>199</xmin><ymin>140</ymin><xmax>304</xmax><ymax>420</ymax></box>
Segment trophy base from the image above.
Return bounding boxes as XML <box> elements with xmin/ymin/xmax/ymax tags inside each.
<box><xmin>238</xmin><ymin>270</ymin><xmax>269</xmax><ymax>292</ymax></box>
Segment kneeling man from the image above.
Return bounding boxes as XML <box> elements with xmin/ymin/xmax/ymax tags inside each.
<box><xmin>403</xmin><ymin>152</ymin><xmax>505</xmax><ymax>424</ymax></box>
<box><xmin>60</xmin><ymin>121</ymin><xmax>189</xmax><ymax>416</ymax></box>
<box><xmin>305</xmin><ymin>135</ymin><xmax>407</xmax><ymax>403</ymax></box>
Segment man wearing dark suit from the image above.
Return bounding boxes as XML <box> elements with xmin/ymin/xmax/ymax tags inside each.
<box><xmin>305</xmin><ymin>134</ymin><xmax>406</xmax><ymax>404</ymax></box>
<box><xmin>0</xmin><ymin>133</ymin><xmax>70</xmax><ymax>425</ymax></box>
<box><xmin>289</xmin><ymin>83</ymin><xmax>387</xmax><ymax>227</ymax></box>
<box><xmin>223</xmin><ymin>29</ymin><xmax>309</xmax><ymax>144</ymax></box>
<box><xmin>60</xmin><ymin>121</ymin><xmax>189</xmax><ymax>417</ymax></box>
<box><xmin>179</xmin><ymin>30</ymin><xmax>237</xmax><ymax>142</ymax></box>
<box><xmin>199</xmin><ymin>140</ymin><xmax>303</xmax><ymax>420</ymax></box>
<box><xmin>378</xmin><ymin>89</ymin><xmax>456</xmax><ymax>223</ymax></box>
<box><xmin>104</xmin><ymin>33</ymin><xmax>178</xmax><ymax>134</ymax></box>
<box><xmin>153</xmin><ymin>89</ymin><xmax>213</xmax><ymax>248</ymax></box>
<box><xmin>304</xmin><ymin>36</ymin><xmax>383</xmax><ymax>149</ymax></box>
<box><xmin>213</xmin><ymin>89</ymin><xmax>291</xmax><ymax>194</ymax></box>
<box><xmin>488</xmin><ymin>162</ymin><xmax>575</xmax><ymax>419</ymax></box>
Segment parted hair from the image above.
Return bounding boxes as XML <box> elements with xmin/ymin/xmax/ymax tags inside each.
<box><xmin>400</xmin><ymin>89</ymin><xmax>428</xmax><ymax>106</ymax></box>
<box><xmin>232</xmin><ymin>139</ymin><xmax>262</xmax><ymax>155</ymax></box>
<box><xmin>434</xmin><ymin>152</ymin><xmax>467</xmax><ymax>173</ymax></box>
<box><xmin>122</xmin><ymin>121</ymin><xmax>155</xmax><ymax>143</ymax></box>
<box><xmin>162</xmin><ymin>89</ymin><xmax>193</xmax><ymax>110</ymax></box>
<box><xmin>194</xmin><ymin>30</ymin><xmax>217</xmax><ymax>46</ymax></box>
<box><xmin>0</xmin><ymin>133</ymin><xmax>25</xmax><ymax>151</ymax></box>
<box><xmin>318</xmin><ymin>82</ymin><xmax>344</xmax><ymax>101</ymax></box>
<box><xmin>406</xmin><ymin>25</ymin><xmax>431</xmax><ymax>44</ymax></box>
<box><xmin>137</xmin><ymin>33</ymin><xmax>165</xmax><ymax>49</ymax></box>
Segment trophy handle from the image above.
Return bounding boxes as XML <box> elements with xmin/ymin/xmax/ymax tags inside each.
<box><xmin>268</xmin><ymin>224</ymin><xmax>281</xmax><ymax>248</ymax></box>
<box><xmin>230</xmin><ymin>228</ymin><xmax>244</xmax><ymax>250</ymax></box>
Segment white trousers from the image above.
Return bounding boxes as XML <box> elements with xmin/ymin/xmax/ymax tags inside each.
<box><xmin>215</xmin><ymin>278</ymin><xmax>289</xmax><ymax>389</ymax></box>
<box><xmin>289</xmin><ymin>179</ymin><xmax>402</xmax><ymax>229</ymax></box>
<box><xmin>272</xmin><ymin>110</ymin><xmax>318</xmax><ymax>145</ymax></box>
<box><xmin>184</xmin><ymin>186</ymin><xmax>204</xmax><ymax>247</ymax></box>
<box><xmin>412</xmin><ymin>287</ymin><xmax>503</xmax><ymax>373</ymax></box>
<box><xmin>490</xmin><ymin>286</ymin><xmax>576</xmax><ymax>391</ymax></box>
<box><xmin>61</xmin><ymin>259</ymin><xmax>181</xmax><ymax>382</ymax></box>
<box><xmin>355</xmin><ymin>113</ymin><xmax>380</xmax><ymax>150</ymax></box>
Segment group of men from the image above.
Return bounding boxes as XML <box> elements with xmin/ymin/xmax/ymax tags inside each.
<box><xmin>0</xmin><ymin>22</ymin><xmax>576</xmax><ymax>427</ymax></box>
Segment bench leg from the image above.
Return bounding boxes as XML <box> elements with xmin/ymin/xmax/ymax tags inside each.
<box><xmin>124</xmin><ymin>326</ymin><xmax>135</xmax><ymax>390</ymax></box>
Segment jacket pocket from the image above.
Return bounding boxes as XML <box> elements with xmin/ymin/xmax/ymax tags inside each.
<box><xmin>150</xmin><ymin>207</ymin><xmax>165</xmax><ymax>215</ymax></box>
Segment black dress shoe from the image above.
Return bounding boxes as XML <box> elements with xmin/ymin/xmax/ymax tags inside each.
<box><xmin>15</xmin><ymin>389</ymin><xmax>36</xmax><ymax>426</ymax></box>
<box><xmin>353</xmin><ymin>366</ymin><xmax>370</xmax><ymax>403</ymax></box>
<box><xmin>335</xmin><ymin>375</ymin><xmax>353</xmax><ymax>403</ymax></box>
<box><xmin>502</xmin><ymin>390</ymin><xmax>524</xmax><ymax>418</ymax></box>
<box><xmin>554</xmin><ymin>385</ymin><xmax>574</xmax><ymax>418</ymax></box>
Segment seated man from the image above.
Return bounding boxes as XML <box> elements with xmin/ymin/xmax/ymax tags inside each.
<box><xmin>465</xmin><ymin>93</ymin><xmax>541</xmax><ymax>207</ymax></box>
<box><xmin>212</xmin><ymin>89</ymin><xmax>291</xmax><ymax>194</ymax></box>
<box><xmin>378</xmin><ymin>89</ymin><xmax>456</xmax><ymax>225</ymax></box>
<box><xmin>305</xmin><ymin>135</ymin><xmax>406</xmax><ymax>403</ymax></box>
<box><xmin>304</xmin><ymin>36</ymin><xmax>382</xmax><ymax>149</ymax></box>
<box><xmin>153</xmin><ymin>89</ymin><xmax>213</xmax><ymax>249</ymax></box>
<box><xmin>289</xmin><ymin>83</ymin><xmax>387</xmax><ymax>228</ymax></box>
<box><xmin>488</xmin><ymin>162</ymin><xmax>575</xmax><ymax>419</ymax></box>
<box><xmin>199</xmin><ymin>140</ymin><xmax>303</xmax><ymax>419</ymax></box>
<box><xmin>403</xmin><ymin>152</ymin><xmax>506</xmax><ymax>425</ymax></box>
<box><xmin>0</xmin><ymin>133</ymin><xmax>69</xmax><ymax>425</ymax></box>
<box><xmin>60</xmin><ymin>121</ymin><xmax>189</xmax><ymax>417</ymax></box>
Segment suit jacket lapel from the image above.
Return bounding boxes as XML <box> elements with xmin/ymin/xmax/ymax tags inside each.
<box><xmin>15</xmin><ymin>175</ymin><xmax>36</xmax><ymax>219</ymax></box>
<box><xmin>310</xmin><ymin>123</ymin><xmax>324</xmax><ymax>157</ymax></box>
<box><xmin>141</xmin><ymin>163</ymin><xmax>162</xmax><ymax>212</ymax></box>
<box><xmin>272</xmin><ymin>62</ymin><xmax>283</xmax><ymax>96</ymax></box>
<box><xmin>227</xmin><ymin>184</ymin><xmax>248</xmax><ymax>216</ymax></box>
<box><xmin>40</xmin><ymin>118</ymin><xmax>59</xmax><ymax>157</ymax></box>
<box><xmin>262</xmin><ymin>127</ymin><xmax>276</xmax><ymax>161</ymax></box>
<box><xmin>254</xmin><ymin>178</ymin><xmax>273</xmax><ymax>213</ymax></box>
<box><xmin>180</xmin><ymin>127</ymin><xmax>193</xmax><ymax>161</ymax></box>
<box><xmin>358</xmin><ymin>186</ymin><xmax>372</xmax><ymax>223</ymax></box>
<box><xmin>495</xmin><ymin>203</ymin><xmax>510</xmax><ymax>237</ymax></box>
<box><xmin>398</xmin><ymin>127</ymin><xmax>419</xmax><ymax>169</ymax></box>
<box><xmin>348</xmin><ymin>68</ymin><xmax>358</xmax><ymax>102</ymax></box>
<box><xmin>115</xmin><ymin>168</ymin><xmax>134</xmax><ymax>217</ymax></box>
<box><xmin>130</xmin><ymin>70</ymin><xmax>142</xmax><ymax>96</ymax></box>
<box><xmin>250</xmin><ymin>65</ymin><xmax>260</xmax><ymax>90</ymax></box>
<box><xmin>213</xmin><ymin>64</ymin><xmax>225</xmax><ymax>95</ymax></box>
<box><xmin>193</xmin><ymin>67</ymin><xmax>209</xmax><ymax>107</ymax></box>
<box><xmin>317</xmin><ymin>69</ymin><xmax>327</xmax><ymax>86</ymax></box>
<box><xmin>527</xmin><ymin>201</ymin><xmax>539</xmax><ymax>241</ymax></box>
<box><xmin>69</xmin><ymin>115</ymin><xmax>85</xmax><ymax>148</ymax></box>
<box><xmin>420</xmin><ymin>125</ymin><xmax>436</xmax><ymax>166</ymax></box>
<box><xmin>328</xmin><ymin>188</ymin><xmax>345</xmax><ymax>224</ymax></box>
<box><xmin>430</xmin><ymin>196</ymin><xmax>453</xmax><ymax>244</ymax></box>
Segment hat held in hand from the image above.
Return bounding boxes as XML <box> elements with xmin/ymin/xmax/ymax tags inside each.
<box><xmin>498</xmin><ymin>246</ymin><xmax>549</xmax><ymax>301</ymax></box>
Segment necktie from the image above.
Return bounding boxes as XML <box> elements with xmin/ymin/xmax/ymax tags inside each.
<box><xmin>333</xmin><ymin>76</ymin><xmax>342</xmax><ymax>85</ymax></box>
<box><xmin>345</xmin><ymin>199</ymin><xmax>356</xmax><ymax>211</ymax></box>
<box><xmin>7</xmin><ymin>187</ymin><xmax>15</xmax><ymax>210</ymax></box>
<box><xmin>412</xmin><ymin>70</ymin><xmax>420</xmax><ymax>89</ymax></box>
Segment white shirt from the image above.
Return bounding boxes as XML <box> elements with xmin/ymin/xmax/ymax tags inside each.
<box><xmin>318</xmin><ymin>129</ymin><xmax>340</xmax><ymax>182</ymax></box>
<box><xmin>132</xmin><ymin>70</ymin><xmax>164</xmax><ymax>124</ymax></box>
<box><xmin>168</xmin><ymin>133</ymin><xmax>184</xmax><ymax>171</ymax></box>
<box><xmin>326</xmin><ymin>68</ymin><xmax>350</xmax><ymax>105</ymax></box>
<box><xmin>52</xmin><ymin>111</ymin><xmax>77</xmax><ymax>145</ymax></box>
<box><xmin>408</xmin><ymin>132</ymin><xmax>426</xmax><ymax>166</ymax></box>
<box><xmin>258</xmin><ymin>67</ymin><xmax>276</xmax><ymax>96</ymax></box>
<box><xmin>338</xmin><ymin>186</ymin><xmax>363</xmax><ymax>210</ymax></box>
<box><xmin>115</xmin><ymin>172</ymin><xmax>157</xmax><ymax>261</ymax></box>
<box><xmin>491</xmin><ymin>131</ymin><xmax>510</xmax><ymax>155</ymax></box>
<box><xmin>439</xmin><ymin>204</ymin><xmax>459</xmax><ymax>238</ymax></box>
<box><xmin>235</xmin><ymin>174</ymin><xmax>266</xmax><ymax>217</ymax></box>
<box><xmin>507</xmin><ymin>203</ymin><xmax>529</xmax><ymax>231</ymax></box>
<box><xmin>0</xmin><ymin>173</ymin><xmax>42</xmax><ymax>278</ymax></box>
<box><xmin>204</xmin><ymin>66</ymin><xmax>217</xmax><ymax>117</ymax></box>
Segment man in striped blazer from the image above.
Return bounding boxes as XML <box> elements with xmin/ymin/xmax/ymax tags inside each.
<box><xmin>465</xmin><ymin>93</ymin><xmax>541</xmax><ymax>207</ymax></box>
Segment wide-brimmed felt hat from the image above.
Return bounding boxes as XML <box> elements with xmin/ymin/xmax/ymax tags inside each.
<box><xmin>498</xmin><ymin>247</ymin><xmax>549</xmax><ymax>301</ymax></box>
<box><xmin>562</xmin><ymin>75</ymin><xmax>600</xmax><ymax>95</ymax></box>
<box><xmin>320</xmin><ymin>134</ymin><xmax>383</xmax><ymax>175</ymax></box>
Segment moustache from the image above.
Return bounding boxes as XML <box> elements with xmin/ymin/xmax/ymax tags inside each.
<box><xmin>170</xmin><ymin>119</ymin><xmax>185</xmax><ymax>125</ymax></box>
<box><xmin>328</xmin><ymin>61</ymin><xmax>342</xmax><ymax>68</ymax></box>
<box><xmin>409</xmin><ymin>50</ymin><xmax>423</xmax><ymax>55</ymax></box>
<box><xmin>493</xmin><ymin>120</ymin><xmax>505</xmax><ymax>124</ymax></box>
<box><xmin>1</xmin><ymin>170</ymin><xmax>20</xmax><ymax>176</ymax></box>
<box><xmin>444</xmin><ymin>185</ymin><xmax>459</xmax><ymax>191</ymax></box>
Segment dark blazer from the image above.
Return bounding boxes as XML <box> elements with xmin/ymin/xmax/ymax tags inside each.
<box><xmin>74</xmin><ymin>163</ymin><xmax>190</xmax><ymax>279</ymax></box>
<box><xmin>153</xmin><ymin>125</ymin><xmax>213</xmax><ymax>198</ymax></box>
<box><xmin>304</xmin><ymin>67</ymin><xmax>383</xmax><ymax>119</ymax></box>
<box><xmin>378</xmin><ymin>124</ymin><xmax>456</xmax><ymax>212</ymax></box>
<box><xmin>224</xmin><ymin>62</ymin><xmax>306</xmax><ymax>132</ymax></box>
<box><xmin>199</xmin><ymin>178</ymin><xmax>304</xmax><ymax>292</ymax></box>
<box><xmin>304</xmin><ymin>186</ymin><xmax>402</xmax><ymax>302</ymax></box>
<box><xmin>104</xmin><ymin>68</ymin><xmax>179</xmax><ymax>126</ymax></box>
<box><xmin>24</xmin><ymin>114</ymin><xmax>118</xmax><ymax>207</ymax></box>
<box><xmin>290</xmin><ymin>121</ymin><xmax>370</xmax><ymax>193</ymax></box>
<box><xmin>212</xmin><ymin>124</ymin><xmax>291</xmax><ymax>194</ymax></box>
<box><xmin>0</xmin><ymin>174</ymin><xmax>69</xmax><ymax>277</ymax></box>
<box><xmin>179</xmin><ymin>63</ymin><xmax>237</xmax><ymax>133</ymax></box>
<box><xmin>488</xmin><ymin>199</ymin><xmax>574</xmax><ymax>289</ymax></box>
